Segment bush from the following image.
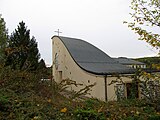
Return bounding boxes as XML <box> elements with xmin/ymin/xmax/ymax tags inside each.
<box><xmin>123</xmin><ymin>116</ymin><xmax>144</xmax><ymax>120</ymax></box>
<box><xmin>0</xmin><ymin>93</ymin><xmax>10</xmax><ymax>112</ymax></box>
<box><xmin>74</xmin><ymin>109</ymin><xmax>105</xmax><ymax>120</ymax></box>
<box><xmin>148</xmin><ymin>115</ymin><xmax>160</xmax><ymax>120</ymax></box>
<box><xmin>84</xmin><ymin>99</ymin><xmax>100</xmax><ymax>110</ymax></box>
<box><xmin>0</xmin><ymin>66</ymin><xmax>160</xmax><ymax>119</ymax></box>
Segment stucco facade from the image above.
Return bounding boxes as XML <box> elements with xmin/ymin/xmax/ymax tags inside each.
<box><xmin>52</xmin><ymin>36</ymin><xmax>136</xmax><ymax>101</ymax></box>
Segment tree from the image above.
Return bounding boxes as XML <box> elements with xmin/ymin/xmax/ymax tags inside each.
<box><xmin>38</xmin><ymin>59</ymin><xmax>46</xmax><ymax>70</ymax></box>
<box><xmin>37</xmin><ymin>59</ymin><xmax>48</xmax><ymax>78</ymax></box>
<box><xmin>5</xmin><ymin>21</ymin><xmax>40</xmax><ymax>70</ymax></box>
<box><xmin>126</xmin><ymin>0</ymin><xmax>160</xmax><ymax>109</ymax></box>
<box><xmin>125</xmin><ymin>0</ymin><xmax>160</xmax><ymax>51</ymax></box>
<box><xmin>0</xmin><ymin>15</ymin><xmax>8</xmax><ymax>65</ymax></box>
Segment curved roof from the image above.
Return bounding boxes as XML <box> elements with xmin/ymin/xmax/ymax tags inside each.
<box><xmin>53</xmin><ymin>36</ymin><xmax>134</xmax><ymax>75</ymax></box>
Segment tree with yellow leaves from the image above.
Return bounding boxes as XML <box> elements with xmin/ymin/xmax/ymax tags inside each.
<box><xmin>126</xmin><ymin>0</ymin><xmax>160</xmax><ymax>111</ymax></box>
<box><xmin>125</xmin><ymin>0</ymin><xmax>160</xmax><ymax>51</ymax></box>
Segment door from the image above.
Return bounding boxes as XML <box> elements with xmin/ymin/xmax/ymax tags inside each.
<box><xmin>126</xmin><ymin>83</ymin><xmax>139</xmax><ymax>99</ymax></box>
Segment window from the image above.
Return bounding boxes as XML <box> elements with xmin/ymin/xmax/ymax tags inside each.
<box><xmin>58</xmin><ymin>71</ymin><xmax>62</xmax><ymax>81</ymax></box>
<box><xmin>55</xmin><ymin>53</ymin><xmax>59</xmax><ymax>70</ymax></box>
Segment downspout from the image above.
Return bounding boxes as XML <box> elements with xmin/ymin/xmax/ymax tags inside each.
<box><xmin>104</xmin><ymin>75</ymin><xmax>108</xmax><ymax>101</ymax></box>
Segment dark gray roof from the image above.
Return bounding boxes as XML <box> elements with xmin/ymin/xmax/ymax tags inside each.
<box><xmin>114</xmin><ymin>57</ymin><xmax>145</xmax><ymax>65</ymax></box>
<box><xmin>54</xmin><ymin>36</ymin><xmax>134</xmax><ymax>75</ymax></box>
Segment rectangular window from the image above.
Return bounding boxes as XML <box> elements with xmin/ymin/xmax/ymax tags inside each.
<box><xmin>58</xmin><ymin>71</ymin><xmax>62</xmax><ymax>81</ymax></box>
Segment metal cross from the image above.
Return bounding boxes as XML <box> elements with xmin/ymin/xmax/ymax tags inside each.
<box><xmin>54</xmin><ymin>29</ymin><xmax>62</xmax><ymax>36</ymax></box>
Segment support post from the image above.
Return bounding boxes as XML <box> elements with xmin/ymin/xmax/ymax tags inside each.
<box><xmin>104</xmin><ymin>75</ymin><xmax>108</xmax><ymax>101</ymax></box>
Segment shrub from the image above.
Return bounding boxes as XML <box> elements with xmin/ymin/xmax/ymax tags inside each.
<box><xmin>0</xmin><ymin>94</ymin><xmax>10</xmax><ymax>112</ymax></box>
<box><xmin>148</xmin><ymin>115</ymin><xmax>160</xmax><ymax>120</ymax></box>
<box><xmin>74</xmin><ymin>109</ymin><xmax>105</xmax><ymax>120</ymax></box>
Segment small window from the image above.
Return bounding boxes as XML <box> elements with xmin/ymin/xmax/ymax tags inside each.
<box><xmin>55</xmin><ymin>53</ymin><xmax>59</xmax><ymax>70</ymax></box>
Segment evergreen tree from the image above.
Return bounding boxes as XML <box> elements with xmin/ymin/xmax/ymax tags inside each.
<box><xmin>38</xmin><ymin>59</ymin><xmax>46</xmax><ymax>70</ymax></box>
<box><xmin>5</xmin><ymin>21</ymin><xmax>40</xmax><ymax>70</ymax></box>
<box><xmin>37</xmin><ymin>59</ymin><xmax>48</xmax><ymax>78</ymax></box>
<box><xmin>0</xmin><ymin>15</ymin><xmax>8</xmax><ymax>65</ymax></box>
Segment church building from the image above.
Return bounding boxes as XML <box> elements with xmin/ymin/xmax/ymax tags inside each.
<box><xmin>52</xmin><ymin>36</ymin><xmax>136</xmax><ymax>101</ymax></box>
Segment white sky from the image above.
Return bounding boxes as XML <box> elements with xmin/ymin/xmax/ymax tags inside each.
<box><xmin>0</xmin><ymin>0</ymin><xmax>158</xmax><ymax>66</ymax></box>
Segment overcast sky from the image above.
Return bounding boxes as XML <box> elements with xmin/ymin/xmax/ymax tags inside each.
<box><xmin>0</xmin><ymin>0</ymin><xmax>158</xmax><ymax>66</ymax></box>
